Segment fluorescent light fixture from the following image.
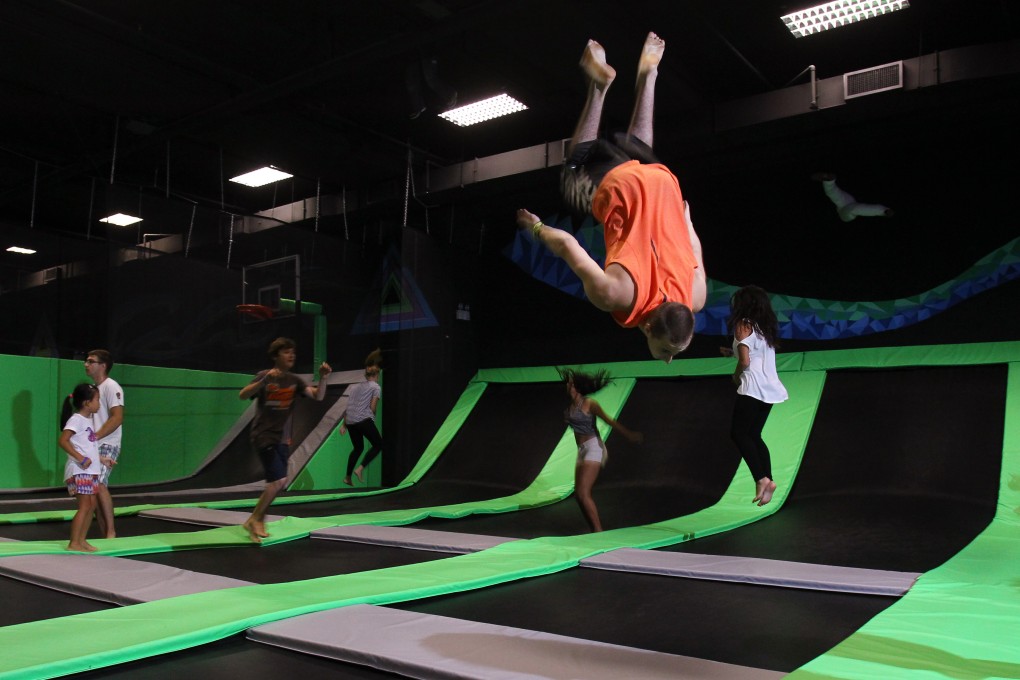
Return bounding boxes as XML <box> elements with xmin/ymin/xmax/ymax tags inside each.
<box><xmin>6</xmin><ymin>246</ymin><xmax>36</xmax><ymax>254</ymax></box>
<box><xmin>229</xmin><ymin>166</ymin><xmax>293</xmax><ymax>187</ymax></box>
<box><xmin>439</xmin><ymin>94</ymin><xmax>528</xmax><ymax>127</ymax></box>
<box><xmin>782</xmin><ymin>0</ymin><xmax>910</xmax><ymax>38</ymax></box>
<box><xmin>99</xmin><ymin>213</ymin><xmax>143</xmax><ymax>226</ymax></box>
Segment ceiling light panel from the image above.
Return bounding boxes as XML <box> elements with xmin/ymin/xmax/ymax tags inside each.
<box><xmin>229</xmin><ymin>167</ymin><xmax>294</xmax><ymax>188</ymax></box>
<box><xmin>782</xmin><ymin>0</ymin><xmax>910</xmax><ymax>38</ymax></box>
<box><xmin>439</xmin><ymin>94</ymin><xmax>528</xmax><ymax>127</ymax></box>
<box><xmin>99</xmin><ymin>213</ymin><xmax>143</xmax><ymax>226</ymax></box>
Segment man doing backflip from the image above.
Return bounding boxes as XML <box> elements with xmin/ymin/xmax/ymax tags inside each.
<box><xmin>516</xmin><ymin>32</ymin><xmax>706</xmax><ymax>363</ymax></box>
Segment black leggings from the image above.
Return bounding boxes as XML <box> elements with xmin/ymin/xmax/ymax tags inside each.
<box><xmin>346</xmin><ymin>419</ymin><xmax>383</xmax><ymax>476</ymax></box>
<box><xmin>730</xmin><ymin>395</ymin><xmax>774</xmax><ymax>482</ymax></box>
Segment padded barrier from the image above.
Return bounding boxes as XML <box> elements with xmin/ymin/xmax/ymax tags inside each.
<box><xmin>581</xmin><ymin>548</ymin><xmax>920</xmax><ymax>596</ymax></box>
<box><xmin>138</xmin><ymin>507</ymin><xmax>286</xmax><ymax>527</ymax></box>
<box><xmin>0</xmin><ymin>553</ymin><xmax>253</xmax><ymax>605</ymax></box>
<box><xmin>248</xmin><ymin>604</ymin><xmax>786</xmax><ymax>680</ymax></box>
<box><xmin>311</xmin><ymin>525</ymin><xmax>518</xmax><ymax>553</ymax></box>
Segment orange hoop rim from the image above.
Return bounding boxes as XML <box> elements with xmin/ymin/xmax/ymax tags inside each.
<box><xmin>236</xmin><ymin>303</ymin><xmax>274</xmax><ymax>320</ymax></box>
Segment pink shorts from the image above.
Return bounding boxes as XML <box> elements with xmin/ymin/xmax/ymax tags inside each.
<box><xmin>67</xmin><ymin>474</ymin><xmax>98</xmax><ymax>496</ymax></box>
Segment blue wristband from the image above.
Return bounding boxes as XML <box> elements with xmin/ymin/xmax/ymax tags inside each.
<box><xmin>78</xmin><ymin>456</ymin><xmax>92</xmax><ymax>470</ymax></box>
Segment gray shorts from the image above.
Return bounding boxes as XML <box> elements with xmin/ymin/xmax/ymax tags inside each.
<box><xmin>97</xmin><ymin>443</ymin><xmax>119</xmax><ymax>486</ymax></box>
<box><xmin>577</xmin><ymin>437</ymin><xmax>608</xmax><ymax>467</ymax></box>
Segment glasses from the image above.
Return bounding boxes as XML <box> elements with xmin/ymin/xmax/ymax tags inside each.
<box><xmin>84</xmin><ymin>359</ymin><xmax>100</xmax><ymax>365</ymax></box>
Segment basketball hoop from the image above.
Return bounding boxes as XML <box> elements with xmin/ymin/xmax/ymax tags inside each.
<box><xmin>236</xmin><ymin>304</ymin><xmax>274</xmax><ymax>320</ymax></box>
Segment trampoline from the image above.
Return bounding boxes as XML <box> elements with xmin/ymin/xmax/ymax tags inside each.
<box><xmin>0</xmin><ymin>342</ymin><xmax>1017</xmax><ymax>679</ymax></box>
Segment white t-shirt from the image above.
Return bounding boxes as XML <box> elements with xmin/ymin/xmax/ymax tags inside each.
<box><xmin>733</xmin><ymin>329</ymin><xmax>789</xmax><ymax>404</ymax></box>
<box><xmin>94</xmin><ymin>377</ymin><xmax>125</xmax><ymax>446</ymax></box>
<box><xmin>346</xmin><ymin>380</ymin><xmax>381</xmax><ymax>424</ymax></box>
<box><xmin>63</xmin><ymin>413</ymin><xmax>103</xmax><ymax>480</ymax></box>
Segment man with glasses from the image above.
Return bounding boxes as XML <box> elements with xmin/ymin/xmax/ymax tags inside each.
<box><xmin>84</xmin><ymin>349</ymin><xmax>123</xmax><ymax>538</ymax></box>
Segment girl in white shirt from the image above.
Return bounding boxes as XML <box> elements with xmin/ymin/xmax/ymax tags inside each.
<box><xmin>58</xmin><ymin>383</ymin><xmax>105</xmax><ymax>552</ymax></box>
<box><xmin>728</xmin><ymin>286</ymin><xmax>788</xmax><ymax>507</ymax></box>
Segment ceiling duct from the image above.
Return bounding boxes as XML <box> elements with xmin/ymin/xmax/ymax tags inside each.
<box><xmin>844</xmin><ymin>61</ymin><xmax>904</xmax><ymax>99</ymax></box>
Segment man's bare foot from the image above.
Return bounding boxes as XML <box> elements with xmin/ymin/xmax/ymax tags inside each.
<box><xmin>637</xmin><ymin>32</ymin><xmax>665</xmax><ymax>77</ymax></box>
<box><xmin>243</xmin><ymin>519</ymin><xmax>263</xmax><ymax>543</ymax></box>
<box><xmin>354</xmin><ymin>467</ymin><xmax>364</xmax><ymax>482</ymax></box>
<box><xmin>580</xmin><ymin>39</ymin><xmax>615</xmax><ymax>90</ymax></box>
<box><xmin>343</xmin><ymin>476</ymin><xmax>352</xmax><ymax>486</ymax></box>
<box><xmin>757</xmin><ymin>479</ymin><xmax>778</xmax><ymax>507</ymax></box>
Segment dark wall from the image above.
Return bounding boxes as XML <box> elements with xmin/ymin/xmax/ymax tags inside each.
<box><xmin>2</xmin><ymin>74</ymin><xmax>1018</xmax><ymax>483</ymax></box>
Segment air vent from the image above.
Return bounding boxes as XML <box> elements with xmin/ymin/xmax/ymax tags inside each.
<box><xmin>844</xmin><ymin>61</ymin><xmax>903</xmax><ymax>99</ymax></box>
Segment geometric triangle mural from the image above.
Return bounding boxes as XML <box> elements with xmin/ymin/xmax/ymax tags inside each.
<box><xmin>351</xmin><ymin>245</ymin><xmax>439</xmax><ymax>334</ymax></box>
<box><xmin>506</xmin><ymin>215</ymin><xmax>1020</xmax><ymax>341</ymax></box>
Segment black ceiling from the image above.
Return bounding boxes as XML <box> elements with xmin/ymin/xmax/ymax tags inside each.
<box><xmin>1</xmin><ymin>0</ymin><xmax>1017</xmax><ymax>271</ymax></box>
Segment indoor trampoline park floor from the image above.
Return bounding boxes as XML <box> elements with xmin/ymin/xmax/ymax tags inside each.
<box><xmin>0</xmin><ymin>342</ymin><xmax>1017</xmax><ymax>679</ymax></box>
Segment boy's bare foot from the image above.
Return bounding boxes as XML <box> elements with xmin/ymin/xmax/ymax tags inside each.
<box><xmin>638</xmin><ymin>32</ymin><xmax>665</xmax><ymax>77</ymax></box>
<box><xmin>243</xmin><ymin>519</ymin><xmax>263</xmax><ymax>543</ymax></box>
<box><xmin>580</xmin><ymin>39</ymin><xmax>616</xmax><ymax>90</ymax></box>
<box><xmin>67</xmin><ymin>542</ymin><xmax>97</xmax><ymax>552</ymax></box>
<box><xmin>354</xmin><ymin>467</ymin><xmax>364</xmax><ymax>482</ymax></box>
<box><xmin>757</xmin><ymin>479</ymin><xmax>778</xmax><ymax>507</ymax></box>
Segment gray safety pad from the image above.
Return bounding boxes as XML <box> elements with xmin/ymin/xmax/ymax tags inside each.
<box><xmin>249</xmin><ymin>604</ymin><xmax>785</xmax><ymax>680</ymax></box>
<box><xmin>285</xmin><ymin>378</ymin><xmax>358</xmax><ymax>481</ymax></box>
<box><xmin>311</xmin><ymin>525</ymin><xmax>518</xmax><ymax>553</ymax></box>
<box><xmin>581</xmin><ymin>549</ymin><xmax>920</xmax><ymax>596</ymax></box>
<box><xmin>0</xmin><ymin>554</ymin><xmax>254</xmax><ymax>605</ymax></box>
<box><xmin>139</xmin><ymin>507</ymin><xmax>284</xmax><ymax>527</ymax></box>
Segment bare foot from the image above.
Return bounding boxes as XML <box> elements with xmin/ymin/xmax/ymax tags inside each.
<box><xmin>343</xmin><ymin>476</ymin><xmax>352</xmax><ymax>486</ymax></box>
<box><xmin>66</xmin><ymin>542</ymin><xmax>96</xmax><ymax>552</ymax></box>
<box><xmin>354</xmin><ymin>467</ymin><xmax>364</xmax><ymax>482</ymax></box>
<box><xmin>579</xmin><ymin>39</ymin><xmax>616</xmax><ymax>90</ymax></box>
<box><xmin>638</xmin><ymin>32</ymin><xmax>665</xmax><ymax>77</ymax></box>
<box><xmin>757</xmin><ymin>479</ymin><xmax>778</xmax><ymax>507</ymax></box>
<box><xmin>243</xmin><ymin>519</ymin><xmax>263</xmax><ymax>543</ymax></box>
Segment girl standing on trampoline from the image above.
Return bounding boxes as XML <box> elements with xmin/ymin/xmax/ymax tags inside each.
<box><xmin>560</xmin><ymin>368</ymin><xmax>643</xmax><ymax>532</ymax></box>
<box><xmin>727</xmin><ymin>286</ymin><xmax>788</xmax><ymax>506</ymax></box>
<box><xmin>58</xmin><ymin>383</ymin><xmax>109</xmax><ymax>552</ymax></box>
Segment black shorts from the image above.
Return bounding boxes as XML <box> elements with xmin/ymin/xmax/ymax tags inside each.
<box><xmin>565</xmin><ymin>134</ymin><xmax>661</xmax><ymax>183</ymax></box>
<box><xmin>257</xmin><ymin>442</ymin><xmax>290</xmax><ymax>483</ymax></box>
<box><xmin>561</xmin><ymin>134</ymin><xmax>662</xmax><ymax>216</ymax></box>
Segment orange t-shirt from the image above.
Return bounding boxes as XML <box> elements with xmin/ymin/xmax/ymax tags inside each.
<box><xmin>592</xmin><ymin>161</ymin><xmax>698</xmax><ymax>328</ymax></box>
